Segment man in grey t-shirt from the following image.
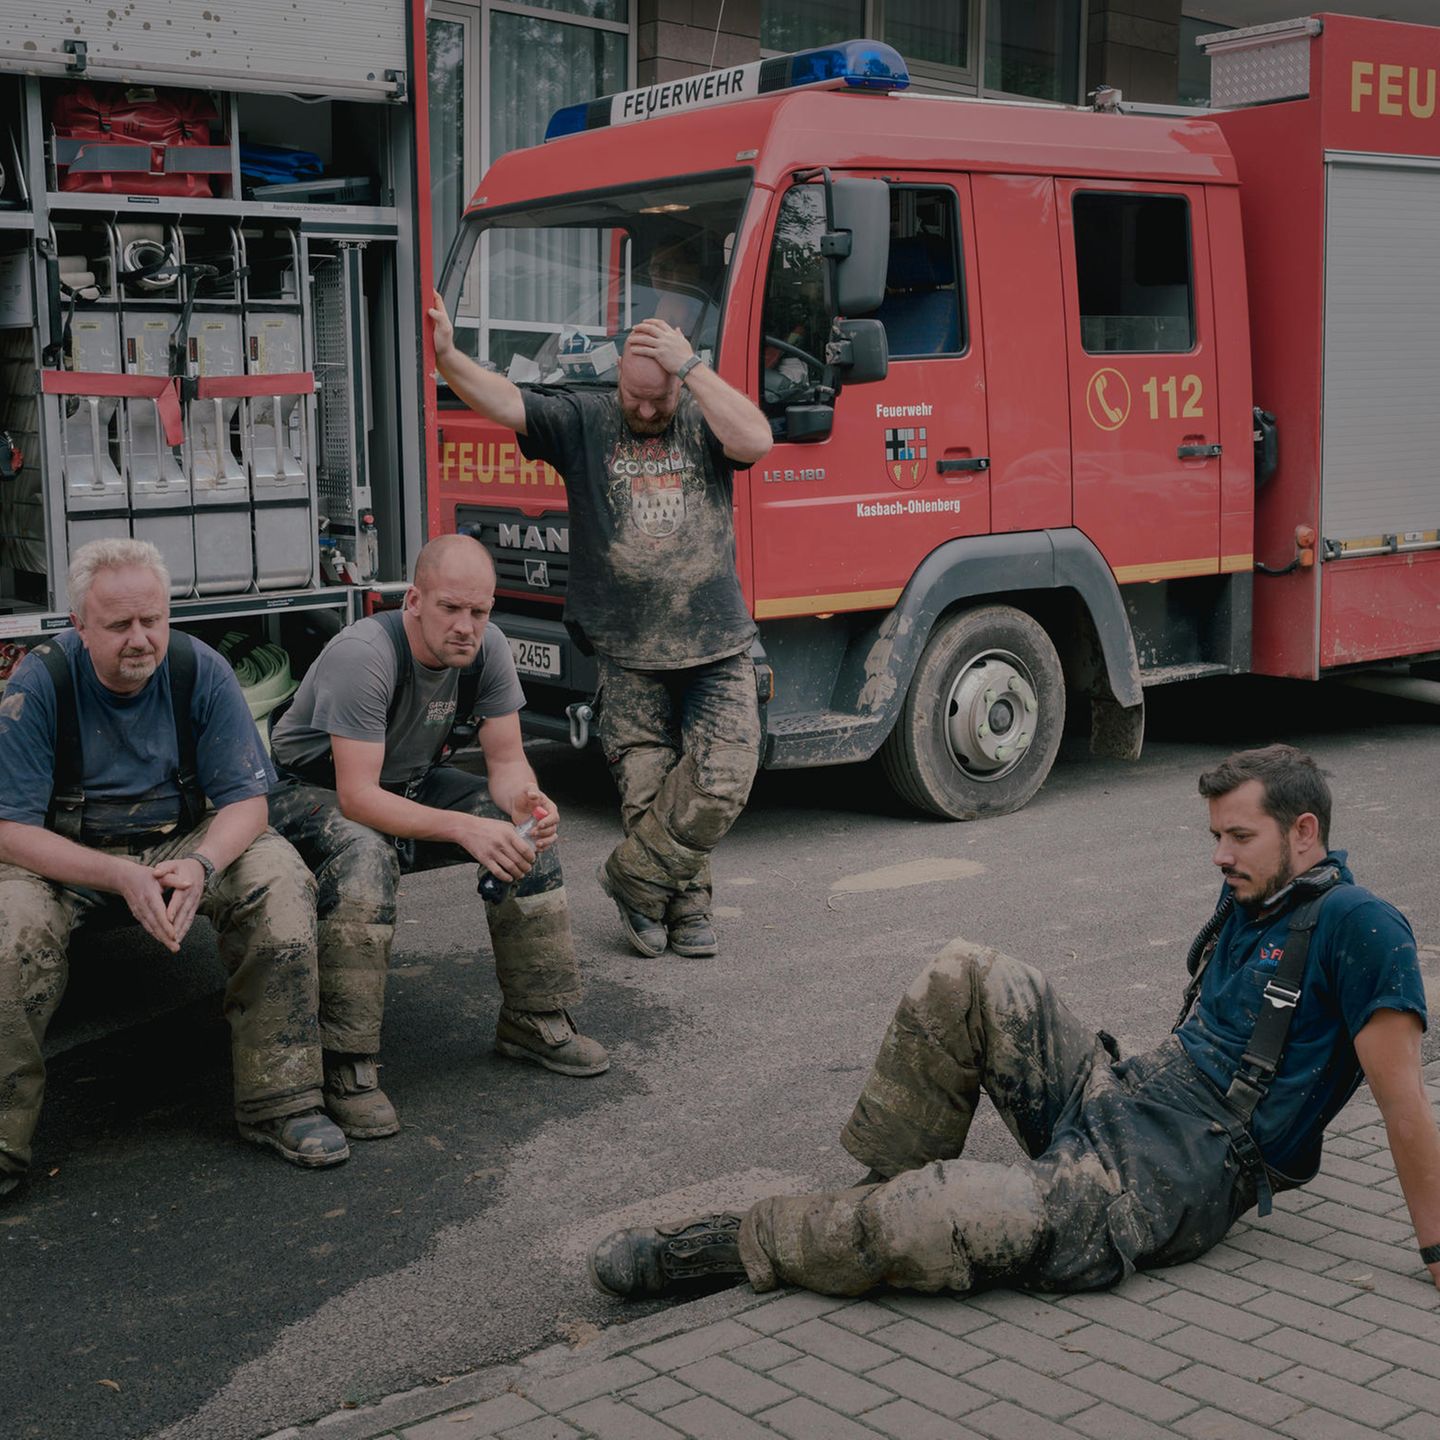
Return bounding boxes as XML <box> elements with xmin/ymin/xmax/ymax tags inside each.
<box><xmin>269</xmin><ymin>534</ymin><xmax>607</xmax><ymax>1139</ymax></box>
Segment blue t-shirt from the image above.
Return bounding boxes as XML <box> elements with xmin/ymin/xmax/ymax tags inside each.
<box><xmin>0</xmin><ymin>629</ymin><xmax>275</xmax><ymax>841</ymax></box>
<box><xmin>1177</xmin><ymin>852</ymin><xmax>1424</xmax><ymax>1180</ymax></box>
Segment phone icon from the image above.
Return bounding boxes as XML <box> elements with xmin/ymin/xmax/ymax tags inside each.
<box><xmin>1087</xmin><ymin>369</ymin><xmax>1130</xmax><ymax>430</ymax></box>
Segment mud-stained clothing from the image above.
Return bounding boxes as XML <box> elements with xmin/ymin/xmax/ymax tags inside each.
<box><xmin>519</xmin><ymin>387</ymin><xmax>762</xmax><ymax>922</ymax></box>
<box><xmin>0</xmin><ymin>632</ymin><xmax>317</xmax><ymax>1183</ymax></box>
<box><xmin>518</xmin><ymin>388</ymin><xmax>756</xmax><ymax>668</ymax></box>
<box><xmin>1177</xmin><ymin>854</ymin><xmax>1422</xmax><ymax>1181</ymax></box>
<box><xmin>269</xmin><ymin>765</ymin><xmax>579</xmax><ymax>1056</ymax></box>
<box><xmin>597</xmin><ymin>654</ymin><xmax>760</xmax><ymax>921</ymax></box>
<box><xmin>0</xmin><ymin>820</ymin><xmax>321</xmax><ymax>1179</ymax></box>
<box><xmin>272</xmin><ymin>618</ymin><xmax>524</xmax><ymax>790</ymax></box>
<box><xmin>739</xmin><ymin>923</ymin><xmax>1416</xmax><ymax>1297</ymax></box>
<box><xmin>0</xmin><ymin>629</ymin><xmax>272</xmax><ymax>840</ymax></box>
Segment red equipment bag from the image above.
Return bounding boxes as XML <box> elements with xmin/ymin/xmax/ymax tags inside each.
<box><xmin>53</xmin><ymin>83</ymin><xmax>226</xmax><ymax>197</ymax></box>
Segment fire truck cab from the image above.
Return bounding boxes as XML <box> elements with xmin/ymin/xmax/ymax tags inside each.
<box><xmin>433</xmin><ymin>17</ymin><xmax>1440</xmax><ymax>821</ymax></box>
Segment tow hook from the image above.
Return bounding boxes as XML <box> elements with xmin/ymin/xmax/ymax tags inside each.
<box><xmin>566</xmin><ymin>701</ymin><xmax>594</xmax><ymax>749</ymax></box>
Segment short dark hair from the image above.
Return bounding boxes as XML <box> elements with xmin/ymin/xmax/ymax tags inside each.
<box><xmin>1197</xmin><ymin>744</ymin><xmax>1331</xmax><ymax>846</ymax></box>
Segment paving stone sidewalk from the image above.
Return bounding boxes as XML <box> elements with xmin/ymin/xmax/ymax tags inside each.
<box><xmin>270</xmin><ymin>1062</ymin><xmax>1440</xmax><ymax>1440</ymax></box>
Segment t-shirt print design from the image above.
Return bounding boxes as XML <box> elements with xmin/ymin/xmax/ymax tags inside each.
<box><xmin>610</xmin><ymin>437</ymin><xmax>690</xmax><ymax>538</ymax></box>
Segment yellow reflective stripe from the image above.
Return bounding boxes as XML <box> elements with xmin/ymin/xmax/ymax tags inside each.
<box><xmin>1113</xmin><ymin>556</ymin><xmax>1220</xmax><ymax>584</ymax></box>
<box><xmin>754</xmin><ymin>587</ymin><xmax>904</xmax><ymax>620</ymax></box>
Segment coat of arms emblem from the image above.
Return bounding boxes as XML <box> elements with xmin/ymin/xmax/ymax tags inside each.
<box><xmin>629</xmin><ymin>469</ymin><xmax>686</xmax><ymax>537</ymax></box>
<box><xmin>885</xmin><ymin>426</ymin><xmax>927</xmax><ymax>489</ymax></box>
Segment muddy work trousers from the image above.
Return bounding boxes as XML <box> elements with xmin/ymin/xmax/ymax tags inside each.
<box><xmin>0</xmin><ymin>821</ymin><xmax>323</xmax><ymax>1180</ymax></box>
<box><xmin>268</xmin><ymin>765</ymin><xmax>581</xmax><ymax>1056</ymax></box>
<box><xmin>597</xmin><ymin>652</ymin><xmax>760</xmax><ymax>923</ymax></box>
<box><xmin>739</xmin><ymin>939</ymin><xmax>1261</xmax><ymax>1297</ymax></box>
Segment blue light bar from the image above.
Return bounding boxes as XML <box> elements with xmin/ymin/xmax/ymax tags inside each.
<box><xmin>545</xmin><ymin>39</ymin><xmax>909</xmax><ymax>142</ymax></box>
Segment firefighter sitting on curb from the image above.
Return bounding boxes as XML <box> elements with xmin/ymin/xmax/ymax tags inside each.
<box><xmin>589</xmin><ymin>745</ymin><xmax>1440</xmax><ymax>1299</ymax></box>
<box><xmin>0</xmin><ymin>539</ymin><xmax>346</xmax><ymax>1197</ymax></box>
<box><xmin>429</xmin><ymin>294</ymin><xmax>772</xmax><ymax>963</ymax></box>
<box><xmin>268</xmin><ymin>533</ymin><xmax>607</xmax><ymax>1142</ymax></box>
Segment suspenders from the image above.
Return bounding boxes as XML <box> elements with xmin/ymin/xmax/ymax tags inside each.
<box><xmin>1174</xmin><ymin>863</ymin><xmax>1343</xmax><ymax>1215</ymax></box>
<box><xmin>38</xmin><ymin>633</ymin><xmax>202</xmax><ymax>842</ymax></box>
<box><xmin>272</xmin><ymin>608</ymin><xmax>485</xmax><ymax>790</ymax></box>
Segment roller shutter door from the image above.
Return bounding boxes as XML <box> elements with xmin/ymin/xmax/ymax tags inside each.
<box><xmin>1321</xmin><ymin>159</ymin><xmax>1440</xmax><ymax>550</ymax></box>
<box><xmin>0</xmin><ymin>0</ymin><xmax>407</xmax><ymax>100</ymax></box>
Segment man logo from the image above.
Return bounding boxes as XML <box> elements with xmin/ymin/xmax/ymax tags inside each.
<box><xmin>524</xmin><ymin>558</ymin><xmax>551</xmax><ymax>589</ymax></box>
<box><xmin>884</xmin><ymin>426</ymin><xmax>927</xmax><ymax>490</ymax></box>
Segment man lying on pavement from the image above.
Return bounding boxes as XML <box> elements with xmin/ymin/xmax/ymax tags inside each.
<box><xmin>589</xmin><ymin>744</ymin><xmax>1440</xmax><ymax>1299</ymax></box>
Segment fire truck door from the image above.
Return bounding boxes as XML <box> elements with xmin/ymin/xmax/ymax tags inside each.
<box><xmin>749</xmin><ymin>177</ymin><xmax>989</xmax><ymax>622</ymax></box>
<box><xmin>1057</xmin><ymin>182</ymin><xmax>1222</xmax><ymax>581</ymax></box>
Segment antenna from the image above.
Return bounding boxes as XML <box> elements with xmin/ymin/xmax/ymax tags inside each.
<box><xmin>708</xmin><ymin>1</ymin><xmax>728</xmax><ymax>71</ymax></box>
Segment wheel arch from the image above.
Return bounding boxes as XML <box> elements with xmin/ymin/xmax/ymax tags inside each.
<box><xmin>829</xmin><ymin>528</ymin><xmax>1142</xmax><ymax>755</ymax></box>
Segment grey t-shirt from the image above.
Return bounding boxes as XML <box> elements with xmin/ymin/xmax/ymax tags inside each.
<box><xmin>272</xmin><ymin>615</ymin><xmax>526</xmax><ymax>787</ymax></box>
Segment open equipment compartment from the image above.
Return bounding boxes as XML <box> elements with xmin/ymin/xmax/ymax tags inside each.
<box><xmin>0</xmin><ymin>1</ymin><xmax>426</xmax><ymax>668</ymax></box>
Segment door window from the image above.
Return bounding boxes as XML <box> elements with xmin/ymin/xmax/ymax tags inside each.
<box><xmin>1073</xmin><ymin>192</ymin><xmax>1194</xmax><ymax>353</ymax></box>
<box><xmin>758</xmin><ymin>185</ymin><xmax>831</xmax><ymax>414</ymax></box>
<box><xmin>875</xmin><ymin>187</ymin><xmax>965</xmax><ymax>358</ymax></box>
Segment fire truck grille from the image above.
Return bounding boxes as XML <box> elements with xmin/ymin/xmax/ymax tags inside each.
<box><xmin>456</xmin><ymin>505</ymin><xmax>571</xmax><ymax>599</ymax></box>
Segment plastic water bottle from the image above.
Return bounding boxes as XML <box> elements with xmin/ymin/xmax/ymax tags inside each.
<box><xmin>476</xmin><ymin>816</ymin><xmax>538</xmax><ymax>904</ymax></box>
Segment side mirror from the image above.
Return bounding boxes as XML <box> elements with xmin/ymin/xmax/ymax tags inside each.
<box><xmin>826</xmin><ymin>177</ymin><xmax>889</xmax><ymax>316</ymax></box>
<box><xmin>827</xmin><ymin>318</ymin><xmax>888</xmax><ymax>384</ymax></box>
<box><xmin>784</xmin><ymin>404</ymin><xmax>834</xmax><ymax>443</ymax></box>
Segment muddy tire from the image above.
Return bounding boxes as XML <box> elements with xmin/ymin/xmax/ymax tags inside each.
<box><xmin>879</xmin><ymin>605</ymin><xmax>1065</xmax><ymax>820</ymax></box>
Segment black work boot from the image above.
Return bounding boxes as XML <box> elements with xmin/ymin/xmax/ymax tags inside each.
<box><xmin>238</xmin><ymin>1109</ymin><xmax>350</xmax><ymax>1168</ymax></box>
<box><xmin>323</xmin><ymin>1052</ymin><xmax>400</xmax><ymax>1139</ymax></box>
<box><xmin>668</xmin><ymin>913</ymin><xmax>718</xmax><ymax>959</ymax></box>
<box><xmin>589</xmin><ymin>1212</ymin><xmax>748</xmax><ymax>1299</ymax></box>
<box><xmin>0</xmin><ymin>1170</ymin><xmax>22</xmax><ymax>1201</ymax></box>
<box><xmin>596</xmin><ymin>862</ymin><xmax>667</xmax><ymax>958</ymax></box>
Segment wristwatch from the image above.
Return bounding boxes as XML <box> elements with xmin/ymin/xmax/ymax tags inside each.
<box><xmin>186</xmin><ymin>852</ymin><xmax>217</xmax><ymax>893</ymax></box>
<box><xmin>1421</xmin><ymin>1241</ymin><xmax>1440</xmax><ymax>1265</ymax></box>
<box><xmin>676</xmin><ymin>354</ymin><xmax>704</xmax><ymax>385</ymax></box>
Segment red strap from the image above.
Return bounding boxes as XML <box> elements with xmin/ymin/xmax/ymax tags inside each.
<box><xmin>154</xmin><ymin>383</ymin><xmax>184</xmax><ymax>447</ymax></box>
<box><xmin>196</xmin><ymin>372</ymin><xmax>315</xmax><ymax>399</ymax></box>
<box><xmin>41</xmin><ymin>371</ymin><xmax>185</xmax><ymax>447</ymax></box>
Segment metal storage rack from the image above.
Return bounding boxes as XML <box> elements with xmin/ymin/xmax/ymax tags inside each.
<box><xmin>0</xmin><ymin>3</ymin><xmax>425</xmax><ymax>651</ymax></box>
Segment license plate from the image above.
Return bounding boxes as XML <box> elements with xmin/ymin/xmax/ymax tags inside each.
<box><xmin>509</xmin><ymin>637</ymin><xmax>561</xmax><ymax>678</ymax></box>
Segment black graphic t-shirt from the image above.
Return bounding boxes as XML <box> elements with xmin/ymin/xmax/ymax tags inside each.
<box><xmin>519</xmin><ymin>388</ymin><xmax>757</xmax><ymax>669</ymax></box>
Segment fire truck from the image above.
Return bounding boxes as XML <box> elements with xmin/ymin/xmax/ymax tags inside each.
<box><xmin>432</xmin><ymin>13</ymin><xmax>1440</xmax><ymax>821</ymax></box>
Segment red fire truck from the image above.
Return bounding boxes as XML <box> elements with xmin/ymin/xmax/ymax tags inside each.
<box><xmin>429</xmin><ymin>13</ymin><xmax>1440</xmax><ymax>820</ymax></box>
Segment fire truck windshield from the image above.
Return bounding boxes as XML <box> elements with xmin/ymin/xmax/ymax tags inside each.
<box><xmin>440</xmin><ymin>174</ymin><xmax>751</xmax><ymax>388</ymax></box>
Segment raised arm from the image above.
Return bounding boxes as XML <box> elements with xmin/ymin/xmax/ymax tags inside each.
<box><xmin>429</xmin><ymin>290</ymin><xmax>528</xmax><ymax>435</ymax></box>
<box><xmin>628</xmin><ymin>317</ymin><xmax>773</xmax><ymax>465</ymax></box>
<box><xmin>1355</xmin><ymin>1007</ymin><xmax>1440</xmax><ymax>1289</ymax></box>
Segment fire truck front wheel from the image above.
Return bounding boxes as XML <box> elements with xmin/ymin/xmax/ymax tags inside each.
<box><xmin>880</xmin><ymin>605</ymin><xmax>1065</xmax><ymax>821</ymax></box>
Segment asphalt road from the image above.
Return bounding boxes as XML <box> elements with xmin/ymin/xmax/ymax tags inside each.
<box><xmin>6</xmin><ymin>675</ymin><xmax>1438</xmax><ymax>1440</ymax></box>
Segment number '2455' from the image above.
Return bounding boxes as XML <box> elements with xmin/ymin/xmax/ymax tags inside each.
<box><xmin>1141</xmin><ymin>374</ymin><xmax>1204</xmax><ymax>420</ymax></box>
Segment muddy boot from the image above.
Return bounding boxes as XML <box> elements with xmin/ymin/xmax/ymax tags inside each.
<box><xmin>668</xmin><ymin>913</ymin><xmax>718</xmax><ymax>959</ymax></box>
<box><xmin>596</xmin><ymin>863</ymin><xmax>667</xmax><ymax>958</ymax></box>
<box><xmin>590</xmin><ymin>1213</ymin><xmax>748</xmax><ymax>1298</ymax></box>
<box><xmin>323</xmin><ymin>1052</ymin><xmax>400</xmax><ymax>1139</ymax></box>
<box><xmin>495</xmin><ymin>1008</ymin><xmax>610</xmax><ymax>1077</ymax></box>
<box><xmin>238</xmin><ymin>1109</ymin><xmax>350</xmax><ymax>1168</ymax></box>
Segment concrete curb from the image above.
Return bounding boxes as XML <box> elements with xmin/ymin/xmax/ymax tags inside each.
<box><xmin>265</xmin><ymin>1283</ymin><xmax>783</xmax><ymax>1440</ymax></box>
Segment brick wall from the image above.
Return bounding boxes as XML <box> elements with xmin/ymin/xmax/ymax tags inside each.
<box><xmin>1086</xmin><ymin>0</ymin><xmax>1182</xmax><ymax>103</ymax></box>
<box><xmin>639</xmin><ymin>0</ymin><xmax>762</xmax><ymax>86</ymax></box>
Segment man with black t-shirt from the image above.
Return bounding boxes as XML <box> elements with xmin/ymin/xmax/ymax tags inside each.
<box><xmin>430</xmin><ymin>296</ymin><xmax>773</xmax><ymax>961</ymax></box>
